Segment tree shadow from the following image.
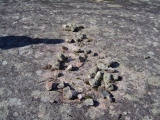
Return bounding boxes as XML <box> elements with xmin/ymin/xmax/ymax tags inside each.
<box><xmin>0</xmin><ymin>36</ymin><xmax>65</xmax><ymax>49</ymax></box>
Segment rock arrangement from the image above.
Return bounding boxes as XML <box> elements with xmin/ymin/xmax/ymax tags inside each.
<box><xmin>43</xmin><ymin>23</ymin><xmax>122</xmax><ymax>106</ymax></box>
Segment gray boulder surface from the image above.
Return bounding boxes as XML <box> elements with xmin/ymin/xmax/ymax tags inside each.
<box><xmin>0</xmin><ymin>0</ymin><xmax>160</xmax><ymax>120</ymax></box>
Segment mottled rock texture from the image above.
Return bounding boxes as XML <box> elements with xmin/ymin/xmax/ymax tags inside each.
<box><xmin>0</xmin><ymin>0</ymin><xmax>160</xmax><ymax>120</ymax></box>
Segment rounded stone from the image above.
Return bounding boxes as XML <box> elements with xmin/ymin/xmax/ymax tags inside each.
<box><xmin>2</xmin><ymin>61</ymin><xmax>8</xmax><ymax>65</ymax></box>
<box><xmin>97</xmin><ymin>62</ymin><xmax>108</xmax><ymax>70</ymax></box>
<box><xmin>103</xmin><ymin>73</ymin><xmax>113</xmax><ymax>84</ymax></box>
<box><xmin>57</xmin><ymin>53</ymin><xmax>66</xmax><ymax>62</ymax></box>
<box><xmin>84</xmin><ymin>99</ymin><xmax>94</xmax><ymax>106</ymax></box>
<box><xmin>66</xmin><ymin>64</ymin><xmax>73</xmax><ymax>71</ymax></box>
<box><xmin>105</xmin><ymin>84</ymin><xmax>115</xmax><ymax>91</ymax></box>
<box><xmin>76</xmin><ymin>62</ymin><xmax>84</xmax><ymax>68</ymax></box>
<box><xmin>112</xmin><ymin>74</ymin><xmax>119</xmax><ymax>81</ymax></box>
<box><xmin>13</xmin><ymin>112</ymin><xmax>18</xmax><ymax>117</ymax></box>
<box><xmin>94</xmin><ymin>71</ymin><xmax>103</xmax><ymax>80</ymax></box>
<box><xmin>52</xmin><ymin>60</ymin><xmax>62</xmax><ymax>70</ymax></box>
<box><xmin>78</xmin><ymin>94</ymin><xmax>85</xmax><ymax>100</ymax></box>
<box><xmin>88</xmin><ymin>66</ymin><xmax>99</xmax><ymax>78</ymax></box>
<box><xmin>57</xmin><ymin>82</ymin><xmax>65</xmax><ymax>89</ymax></box>
<box><xmin>45</xmin><ymin>81</ymin><xmax>53</xmax><ymax>91</ymax></box>
<box><xmin>89</xmin><ymin>79</ymin><xmax>100</xmax><ymax>88</ymax></box>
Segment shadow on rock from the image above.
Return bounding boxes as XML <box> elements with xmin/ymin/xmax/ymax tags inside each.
<box><xmin>0</xmin><ymin>36</ymin><xmax>65</xmax><ymax>49</ymax></box>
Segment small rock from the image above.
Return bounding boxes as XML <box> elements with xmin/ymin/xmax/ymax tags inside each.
<box><xmin>73</xmin><ymin>33</ymin><xmax>87</xmax><ymax>42</ymax></box>
<box><xmin>66</xmin><ymin>37</ymin><xmax>75</xmax><ymax>43</ymax></box>
<box><xmin>62</xmin><ymin>24</ymin><xmax>72</xmax><ymax>31</ymax></box>
<box><xmin>66</xmin><ymin>64</ymin><xmax>73</xmax><ymax>71</ymax></box>
<box><xmin>2</xmin><ymin>61</ymin><xmax>8</xmax><ymax>65</ymax></box>
<box><xmin>88</xmin><ymin>66</ymin><xmax>99</xmax><ymax>78</ymax></box>
<box><xmin>73</xmin><ymin>48</ymin><xmax>84</xmax><ymax>53</ymax></box>
<box><xmin>105</xmin><ymin>84</ymin><xmax>115</xmax><ymax>91</ymax></box>
<box><xmin>107</xmin><ymin>68</ymin><xmax>116</xmax><ymax>73</ymax></box>
<box><xmin>97</xmin><ymin>62</ymin><xmax>108</xmax><ymax>70</ymax></box>
<box><xmin>91</xmin><ymin>52</ymin><xmax>98</xmax><ymax>56</ymax></box>
<box><xmin>57</xmin><ymin>53</ymin><xmax>66</xmax><ymax>62</ymax></box>
<box><xmin>76</xmin><ymin>62</ymin><xmax>84</xmax><ymax>68</ymax></box>
<box><xmin>109</xmin><ymin>61</ymin><xmax>119</xmax><ymax>68</ymax></box>
<box><xmin>57</xmin><ymin>82</ymin><xmax>65</xmax><ymax>89</ymax></box>
<box><xmin>103</xmin><ymin>72</ymin><xmax>113</xmax><ymax>84</ymax></box>
<box><xmin>112</xmin><ymin>74</ymin><xmax>119</xmax><ymax>81</ymax></box>
<box><xmin>94</xmin><ymin>71</ymin><xmax>103</xmax><ymax>80</ymax></box>
<box><xmin>84</xmin><ymin>99</ymin><xmax>94</xmax><ymax>106</ymax></box>
<box><xmin>103</xmin><ymin>58</ymin><xmax>112</xmax><ymax>67</ymax></box>
<box><xmin>78</xmin><ymin>94</ymin><xmax>85</xmax><ymax>100</ymax></box>
<box><xmin>13</xmin><ymin>112</ymin><xmax>18</xmax><ymax>117</ymax></box>
<box><xmin>53</xmin><ymin>71</ymin><xmax>62</xmax><ymax>78</ymax></box>
<box><xmin>72</xmin><ymin>26</ymin><xmax>84</xmax><ymax>32</ymax></box>
<box><xmin>78</xmin><ymin>54</ymin><xmax>87</xmax><ymax>62</ymax></box>
<box><xmin>45</xmin><ymin>81</ymin><xmax>53</xmax><ymax>91</ymax></box>
<box><xmin>100</xmin><ymin>90</ymin><xmax>110</xmax><ymax>98</ymax></box>
<box><xmin>85</xmin><ymin>50</ymin><xmax>92</xmax><ymax>54</ymax></box>
<box><xmin>63</xmin><ymin>86</ymin><xmax>78</xmax><ymax>100</ymax></box>
<box><xmin>89</xmin><ymin>79</ymin><xmax>100</xmax><ymax>88</ymax></box>
<box><xmin>85</xmin><ymin>38</ymin><xmax>93</xmax><ymax>42</ymax></box>
<box><xmin>45</xmin><ymin>81</ymin><xmax>58</xmax><ymax>91</ymax></box>
<box><xmin>61</xmin><ymin>46</ymin><xmax>68</xmax><ymax>51</ymax></box>
<box><xmin>52</xmin><ymin>60</ymin><xmax>63</xmax><ymax>70</ymax></box>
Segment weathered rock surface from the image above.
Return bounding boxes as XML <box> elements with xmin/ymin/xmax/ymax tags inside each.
<box><xmin>0</xmin><ymin>0</ymin><xmax>160</xmax><ymax>120</ymax></box>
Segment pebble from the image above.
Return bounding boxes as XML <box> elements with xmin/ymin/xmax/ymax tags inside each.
<box><xmin>45</xmin><ymin>81</ymin><xmax>55</xmax><ymax>91</ymax></box>
<box><xmin>94</xmin><ymin>71</ymin><xmax>103</xmax><ymax>80</ymax></box>
<box><xmin>112</xmin><ymin>74</ymin><xmax>119</xmax><ymax>81</ymax></box>
<box><xmin>45</xmin><ymin>81</ymin><xmax>53</xmax><ymax>91</ymax></box>
<box><xmin>66</xmin><ymin>64</ymin><xmax>73</xmax><ymax>71</ymax></box>
<box><xmin>57</xmin><ymin>82</ymin><xmax>65</xmax><ymax>89</ymax></box>
<box><xmin>63</xmin><ymin>86</ymin><xmax>78</xmax><ymax>100</ymax></box>
<box><xmin>52</xmin><ymin>60</ymin><xmax>62</xmax><ymax>70</ymax></box>
<box><xmin>78</xmin><ymin>54</ymin><xmax>86</xmax><ymax>62</ymax></box>
<box><xmin>97</xmin><ymin>62</ymin><xmax>108</xmax><ymax>70</ymax></box>
<box><xmin>78</xmin><ymin>94</ymin><xmax>85</xmax><ymax>100</ymax></box>
<box><xmin>66</xmin><ymin>37</ymin><xmax>75</xmax><ymax>43</ymax></box>
<box><xmin>13</xmin><ymin>112</ymin><xmax>18</xmax><ymax>117</ymax></box>
<box><xmin>89</xmin><ymin>79</ymin><xmax>100</xmax><ymax>88</ymax></box>
<box><xmin>100</xmin><ymin>90</ymin><xmax>110</xmax><ymax>98</ymax></box>
<box><xmin>61</xmin><ymin>46</ymin><xmax>68</xmax><ymax>51</ymax></box>
<box><xmin>107</xmin><ymin>68</ymin><xmax>116</xmax><ymax>73</ymax></box>
<box><xmin>100</xmin><ymin>90</ymin><xmax>113</xmax><ymax>102</ymax></box>
<box><xmin>57</xmin><ymin>53</ymin><xmax>66</xmax><ymax>62</ymax></box>
<box><xmin>85</xmin><ymin>50</ymin><xmax>92</xmax><ymax>54</ymax></box>
<box><xmin>53</xmin><ymin>71</ymin><xmax>62</xmax><ymax>78</ymax></box>
<box><xmin>88</xmin><ymin>66</ymin><xmax>99</xmax><ymax>78</ymax></box>
<box><xmin>105</xmin><ymin>84</ymin><xmax>115</xmax><ymax>91</ymax></box>
<box><xmin>84</xmin><ymin>99</ymin><xmax>94</xmax><ymax>106</ymax></box>
<box><xmin>2</xmin><ymin>61</ymin><xmax>8</xmax><ymax>65</ymax></box>
<box><xmin>62</xmin><ymin>24</ymin><xmax>72</xmax><ymax>31</ymax></box>
<box><xmin>73</xmin><ymin>48</ymin><xmax>84</xmax><ymax>53</ymax></box>
<box><xmin>103</xmin><ymin>72</ymin><xmax>113</xmax><ymax>84</ymax></box>
<box><xmin>76</xmin><ymin>62</ymin><xmax>84</xmax><ymax>68</ymax></box>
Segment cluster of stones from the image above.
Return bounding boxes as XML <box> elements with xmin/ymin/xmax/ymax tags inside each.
<box><xmin>62</xmin><ymin>23</ymin><xmax>93</xmax><ymax>44</ymax></box>
<box><xmin>44</xmin><ymin>23</ymin><xmax>122</xmax><ymax>106</ymax></box>
<box><xmin>87</xmin><ymin>61</ymin><xmax>121</xmax><ymax>102</ymax></box>
<box><xmin>44</xmin><ymin>23</ymin><xmax>95</xmax><ymax>106</ymax></box>
<box><xmin>45</xmin><ymin>51</ymin><xmax>93</xmax><ymax>106</ymax></box>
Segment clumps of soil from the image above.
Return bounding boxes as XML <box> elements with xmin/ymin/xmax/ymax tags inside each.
<box><xmin>42</xmin><ymin>23</ymin><xmax>122</xmax><ymax>107</ymax></box>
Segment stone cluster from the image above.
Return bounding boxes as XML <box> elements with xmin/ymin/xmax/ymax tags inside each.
<box><xmin>44</xmin><ymin>23</ymin><xmax>122</xmax><ymax>106</ymax></box>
